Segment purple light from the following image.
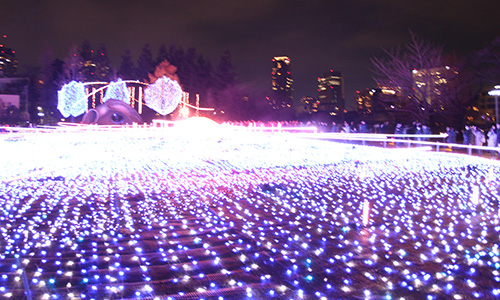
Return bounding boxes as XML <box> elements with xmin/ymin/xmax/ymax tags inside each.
<box><xmin>0</xmin><ymin>124</ymin><xmax>499</xmax><ymax>299</ymax></box>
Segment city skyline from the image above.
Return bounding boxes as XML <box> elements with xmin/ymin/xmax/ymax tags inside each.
<box><xmin>2</xmin><ymin>0</ymin><xmax>500</xmax><ymax>109</ymax></box>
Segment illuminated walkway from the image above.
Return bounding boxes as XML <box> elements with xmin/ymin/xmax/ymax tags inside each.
<box><xmin>1</xmin><ymin>125</ymin><xmax>500</xmax><ymax>299</ymax></box>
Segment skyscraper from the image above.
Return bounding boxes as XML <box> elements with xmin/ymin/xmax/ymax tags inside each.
<box><xmin>270</xmin><ymin>56</ymin><xmax>293</xmax><ymax>109</ymax></box>
<box><xmin>0</xmin><ymin>35</ymin><xmax>18</xmax><ymax>78</ymax></box>
<box><xmin>317</xmin><ymin>70</ymin><xmax>344</xmax><ymax>115</ymax></box>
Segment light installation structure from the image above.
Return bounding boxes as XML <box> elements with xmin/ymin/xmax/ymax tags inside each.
<box><xmin>57</xmin><ymin>76</ymin><xmax>184</xmax><ymax>117</ymax></box>
<box><xmin>57</xmin><ymin>81</ymin><xmax>86</xmax><ymax>118</ymax></box>
<box><xmin>144</xmin><ymin>76</ymin><xmax>182</xmax><ymax>115</ymax></box>
<box><xmin>102</xmin><ymin>78</ymin><xmax>129</xmax><ymax>103</ymax></box>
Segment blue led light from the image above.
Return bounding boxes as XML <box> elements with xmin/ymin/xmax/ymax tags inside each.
<box><xmin>103</xmin><ymin>78</ymin><xmax>129</xmax><ymax>103</ymax></box>
<box><xmin>57</xmin><ymin>80</ymin><xmax>86</xmax><ymax>117</ymax></box>
<box><xmin>144</xmin><ymin>76</ymin><xmax>182</xmax><ymax>115</ymax></box>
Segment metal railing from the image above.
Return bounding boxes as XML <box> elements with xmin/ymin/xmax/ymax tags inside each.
<box><xmin>292</xmin><ymin>132</ymin><xmax>500</xmax><ymax>158</ymax></box>
<box><xmin>1</xmin><ymin>125</ymin><xmax>498</xmax><ymax>158</ymax></box>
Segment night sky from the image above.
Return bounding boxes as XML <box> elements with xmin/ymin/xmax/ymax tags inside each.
<box><xmin>2</xmin><ymin>0</ymin><xmax>500</xmax><ymax>108</ymax></box>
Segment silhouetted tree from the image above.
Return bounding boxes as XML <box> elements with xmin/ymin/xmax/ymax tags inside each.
<box><xmin>118</xmin><ymin>49</ymin><xmax>136</xmax><ymax>80</ymax></box>
<box><xmin>437</xmin><ymin>53</ymin><xmax>481</xmax><ymax>129</ymax></box>
<box><xmin>473</xmin><ymin>36</ymin><xmax>500</xmax><ymax>86</ymax></box>
<box><xmin>193</xmin><ymin>54</ymin><xmax>213</xmax><ymax>107</ymax></box>
<box><xmin>95</xmin><ymin>44</ymin><xmax>112</xmax><ymax>81</ymax></box>
<box><xmin>63</xmin><ymin>44</ymin><xmax>84</xmax><ymax>82</ymax></box>
<box><xmin>78</xmin><ymin>39</ymin><xmax>96</xmax><ymax>81</ymax></box>
<box><xmin>211</xmin><ymin>50</ymin><xmax>238</xmax><ymax>119</ymax></box>
<box><xmin>37</xmin><ymin>46</ymin><xmax>63</xmax><ymax>123</ymax></box>
<box><xmin>167</xmin><ymin>45</ymin><xmax>184</xmax><ymax>69</ymax></box>
<box><xmin>178</xmin><ymin>47</ymin><xmax>197</xmax><ymax>93</ymax></box>
<box><xmin>214</xmin><ymin>50</ymin><xmax>236</xmax><ymax>90</ymax></box>
<box><xmin>79</xmin><ymin>39</ymin><xmax>92</xmax><ymax>61</ymax></box>
<box><xmin>154</xmin><ymin>45</ymin><xmax>215</xmax><ymax>109</ymax></box>
<box><xmin>39</xmin><ymin>46</ymin><xmax>55</xmax><ymax>100</ymax></box>
<box><xmin>137</xmin><ymin>44</ymin><xmax>154</xmax><ymax>81</ymax></box>
<box><xmin>156</xmin><ymin>44</ymin><xmax>168</xmax><ymax>65</ymax></box>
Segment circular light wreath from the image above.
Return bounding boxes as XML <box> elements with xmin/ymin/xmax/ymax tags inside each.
<box><xmin>57</xmin><ymin>80</ymin><xmax>86</xmax><ymax>118</ymax></box>
<box><xmin>144</xmin><ymin>76</ymin><xmax>183</xmax><ymax>115</ymax></box>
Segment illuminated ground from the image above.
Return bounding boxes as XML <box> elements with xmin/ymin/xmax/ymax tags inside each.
<box><xmin>1</xmin><ymin>124</ymin><xmax>500</xmax><ymax>300</ymax></box>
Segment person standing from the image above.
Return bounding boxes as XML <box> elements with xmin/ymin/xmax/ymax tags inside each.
<box><xmin>331</xmin><ymin>122</ymin><xmax>339</xmax><ymax>133</ymax></box>
<box><xmin>496</xmin><ymin>123</ymin><xmax>500</xmax><ymax>158</ymax></box>
<box><xmin>487</xmin><ymin>125</ymin><xmax>498</xmax><ymax>157</ymax></box>
<box><xmin>472</xmin><ymin>125</ymin><xmax>485</xmax><ymax>155</ymax></box>
<box><xmin>463</xmin><ymin>125</ymin><xmax>472</xmax><ymax>145</ymax></box>
<box><xmin>415</xmin><ymin>123</ymin><xmax>423</xmax><ymax>142</ymax></box>
<box><xmin>359</xmin><ymin>120</ymin><xmax>369</xmax><ymax>133</ymax></box>
<box><xmin>342</xmin><ymin>121</ymin><xmax>351</xmax><ymax>133</ymax></box>
<box><xmin>488</xmin><ymin>125</ymin><xmax>498</xmax><ymax>147</ymax></box>
<box><xmin>422</xmin><ymin>124</ymin><xmax>432</xmax><ymax>141</ymax></box>
<box><xmin>496</xmin><ymin>123</ymin><xmax>500</xmax><ymax>146</ymax></box>
<box><xmin>445</xmin><ymin>127</ymin><xmax>457</xmax><ymax>144</ymax></box>
<box><xmin>394</xmin><ymin>123</ymin><xmax>404</xmax><ymax>147</ymax></box>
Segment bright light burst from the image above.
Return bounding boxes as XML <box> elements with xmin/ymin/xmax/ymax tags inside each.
<box><xmin>0</xmin><ymin>124</ymin><xmax>500</xmax><ymax>299</ymax></box>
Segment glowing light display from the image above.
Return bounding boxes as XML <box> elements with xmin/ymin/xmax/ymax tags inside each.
<box><xmin>0</xmin><ymin>125</ymin><xmax>499</xmax><ymax>299</ymax></box>
<box><xmin>102</xmin><ymin>78</ymin><xmax>129</xmax><ymax>103</ymax></box>
<box><xmin>56</xmin><ymin>81</ymin><xmax>86</xmax><ymax>117</ymax></box>
<box><xmin>57</xmin><ymin>78</ymin><xmax>208</xmax><ymax>118</ymax></box>
<box><xmin>144</xmin><ymin>76</ymin><xmax>182</xmax><ymax>115</ymax></box>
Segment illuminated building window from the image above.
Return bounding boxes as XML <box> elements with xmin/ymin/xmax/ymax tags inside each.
<box><xmin>270</xmin><ymin>56</ymin><xmax>293</xmax><ymax>109</ymax></box>
<box><xmin>317</xmin><ymin>70</ymin><xmax>344</xmax><ymax>114</ymax></box>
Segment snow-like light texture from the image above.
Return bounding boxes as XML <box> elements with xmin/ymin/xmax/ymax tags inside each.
<box><xmin>144</xmin><ymin>76</ymin><xmax>182</xmax><ymax>115</ymax></box>
<box><xmin>1</xmin><ymin>126</ymin><xmax>500</xmax><ymax>299</ymax></box>
<box><xmin>57</xmin><ymin>81</ymin><xmax>86</xmax><ymax>118</ymax></box>
<box><xmin>102</xmin><ymin>78</ymin><xmax>129</xmax><ymax>103</ymax></box>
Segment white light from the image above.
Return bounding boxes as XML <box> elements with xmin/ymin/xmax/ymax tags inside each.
<box><xmin>488</xmin><ymin>89</ymin><xmax>500</xmax><ymax>96</ymax></box>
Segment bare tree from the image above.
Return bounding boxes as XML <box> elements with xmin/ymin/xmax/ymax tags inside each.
<box><xmin>438</xmin><ymin>53</ymin><xmax>481</xmax><ymax>129</ymax></box>
<box><xmin>371</xmin><ymin>32</ymin><xmax>450</xmax><ymax>124</ymax></box>
<box><xmin>473</xmin><ymin>36</ymin><xmax>500</xmax><ymax>86</ymax></box>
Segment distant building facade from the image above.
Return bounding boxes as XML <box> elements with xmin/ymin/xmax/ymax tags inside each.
<box><xmin>0</xmin><ymin>77</ymin><xmax>29</xmax><ymax>108</ymax></box>
<box><xmin>355</xmin><ymin>89</ymin><xmax>373</xmax><ymax>114</ymax></box>
<box><xmin>270</xmin><ymin>56</ymin><xmax>293</xmax><ymax>110</ymax></box>
<box><xmin>0</xmin><ymin>44</ymin><xmax>18</xmax><ymax>78</ymax></box>
<box><xmin>469</xmin><ymin>91</ymin><xmax>498</xmax><ymax>124</ymax></box>
<box><xmin>300</xmin><ymin>96</ymin><xmax>318</xmax><ymax>114</ymax></box>
<box><xmin>412</xmin><ymin>66</ymin><xmax>458</xmax><ymax>105</ymax></box>
<box><xmin>317</xmin><ymin>70</ymin><xmax>344</xmax><ymax>116</ymax></box>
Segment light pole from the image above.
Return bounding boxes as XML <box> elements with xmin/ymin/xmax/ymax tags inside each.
<box><xmin>488</xmin><ymin>85</ymin><xmax>500</xmax><ymax>123</ymax></box>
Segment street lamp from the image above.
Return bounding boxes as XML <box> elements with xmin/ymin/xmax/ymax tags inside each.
<box><xmin>488</xmin><ymin>85</ymin><xmax>500</xmax><ymax>123</ymax></box>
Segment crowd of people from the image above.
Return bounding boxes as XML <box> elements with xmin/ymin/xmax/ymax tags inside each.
<box><xmin>224</xmin><ymin>119</ymin><xmax>500</xmax><ymax>158</ymax></box>
<box><xmin>460</xmin><ymin>123</ymin><xmax>500</xmax><ymax>148</ymax></box>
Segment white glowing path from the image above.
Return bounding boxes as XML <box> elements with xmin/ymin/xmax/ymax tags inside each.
<box><xmin>0</xmin><ymin>127</ymin><xmax>356</xmax><ymax>183</ymax></box>
<box><xmin>0</xmin><ymin>124</ymin><xmax>498</xmax><ymax>184</ymax></box>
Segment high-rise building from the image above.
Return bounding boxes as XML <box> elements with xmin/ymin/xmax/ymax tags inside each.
<box><xmin>412</xmin><ymin>66</ymin><xmax>457</xmax><ymax>105</ymax></box>
<box><xmin>355</xmin><ymin>89</ymin><xmax>374</xmax><ymax>114</ymax></box>
<box><xmin>270</xmin><ymin>56</ymin><xmax>293</xmax><ymax>109</ymax></box>
<box><xmin>300</xmin><ymin>96</ymin><xmax>318</xmax><ymax>114</ymax></box>
<box><xmin>317</xmin><ymin>70</ymin><xmax>344</xmax><ymax>115</ymax></box>
<box><xmin>0</xmin><ymin>36</ymin><xmax>18</xmax><ymax>78</ymax></box>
